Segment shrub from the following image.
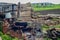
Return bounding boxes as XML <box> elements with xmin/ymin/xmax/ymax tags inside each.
<box><xmin>2</xmin><ymin>34</ymin><xmax>12</xmax><ymax>40</ymax></box>
<box><xmin>0</xmin><ymin>32</ymin><xmax>3</xmax><ymax>36</ymax></box>
<box><xmin>12</xmin><ymin>37</ymin><xmax>19</xmax><ymax>40</ymax></box>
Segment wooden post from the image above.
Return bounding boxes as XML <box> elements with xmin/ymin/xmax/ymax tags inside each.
<box><xmin>17</xmin><ymin>2</ymin><xmax>20</xmax><ymax>18</ymax></box>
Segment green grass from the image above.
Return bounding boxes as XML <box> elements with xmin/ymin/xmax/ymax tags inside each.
<box><xmin>54</xmin><ymin>24</ymin><xmax>60</xmax><ymax>28</ymax></box>
<box><xmin>32</xmin><ymin>4</ymin><xmax>60</xmax><ymax>11</ymax></box>
<box><xmin>42</xmin><ymin>24</ymin><xmax>60</xmax><ymax>33</ymax></box>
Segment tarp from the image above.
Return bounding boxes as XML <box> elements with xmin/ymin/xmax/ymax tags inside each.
<box><xmin>5</xmin><ymin>13</ymin><xmax>12</xmax><ymax>18</ymax></box>
<box><xmin>15</xmin><ymin>22</ymin><xmax>28</xmax><ymax>27</ymax></box>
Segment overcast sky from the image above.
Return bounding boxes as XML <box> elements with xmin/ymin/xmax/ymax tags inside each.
<box><xmin>0</xmin><ymin>0</ymin><xmax>60</xmax><ymax>4</ymax></box>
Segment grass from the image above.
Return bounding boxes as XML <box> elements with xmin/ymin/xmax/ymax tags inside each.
<box><xmin>54</xmin><ymin>24</ymin><xmax>60</xmax><ymax>28</ymax></box>
<box><xmin>32</xmin><ymin>4</ymin><xmax>60</xmax><ymax>11</ymax></box>
<box><xmin>42</xmin><ymin>24</ymin><xmax>60</xmax><ymax>33</ymax></box>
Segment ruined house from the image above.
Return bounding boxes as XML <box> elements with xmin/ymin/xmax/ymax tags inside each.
<box><xmin>0</xmin><ymin>2</ymin><xmax>19</xmax><ymax>20</ymax></box>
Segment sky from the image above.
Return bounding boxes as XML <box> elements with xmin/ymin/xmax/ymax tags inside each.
<box><xmin>0</xmin><ymin>0</ymin><xmax>60</xmax><ymax>4</ymax></box>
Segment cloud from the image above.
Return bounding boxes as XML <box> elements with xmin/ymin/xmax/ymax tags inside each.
<box><xmin>30</xmin><ymin>0</ymin><xmax>60</xmax><ymax>4</ymax></box>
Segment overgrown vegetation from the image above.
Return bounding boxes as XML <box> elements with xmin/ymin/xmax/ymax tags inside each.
<box><xmin>0</xmin><ymin>32</ymin><xmax>19</xmax><ymax>40</ymax></box>
<box><xmin>31</xmin><ymin>3</ymin><xmax>60</xmax><ymax>11</ymax></box>
<box><xmin>0</xmin><ymin>22</ymin><xmax>19</xmax><ymax>40</ymax></box>
<box><xmin>42</xmin><ymin>24</ymin><xmax>60</xmax><ymax>31</ymax></box>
